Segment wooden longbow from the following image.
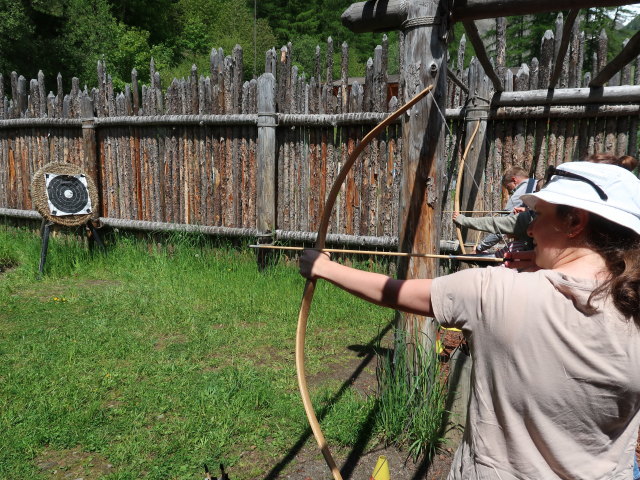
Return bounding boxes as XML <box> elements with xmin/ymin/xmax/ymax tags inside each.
<box><xmin>296</xmin><ymin>84</ymin><xmax>434</xmax><ymax>480</ymax></box>
<box><xmin>454</xmin><ymin>119</ymin><xmax>482</xmax><ymax>255</ymax></box>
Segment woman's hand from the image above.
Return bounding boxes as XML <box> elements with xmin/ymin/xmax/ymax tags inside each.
<box><xmin>504</xmin><ymin>250</ymin><xmax>539</xmax><ymax>272</ymax></box>
<box><xmin>299</xmin><ymin>249</ymin><xmax>332</xmax><ymax>279</ymax></box>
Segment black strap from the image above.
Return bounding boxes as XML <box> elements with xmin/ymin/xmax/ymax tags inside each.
<box><xmin>524</xmin><ymin>178</ymin><xmax>536</xmax><ymax>194</ymax></box>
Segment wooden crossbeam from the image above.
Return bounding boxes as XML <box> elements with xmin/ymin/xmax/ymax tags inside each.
<box><xmin>590</xmin><ymin>30</ymin><xmax>640</xmax><ymax>87</ymax></box>
<box><xmin>549</xmin><ymin>10</ymin><xmax>580</xmax><ymax>89</ymax></box>
<box><xmin>493</xmin><ymin>103</ymin><xmax>640</xmax><ymax>119</ymax></box>
<box><xmin>462</xmin><ymin>21</ymin><xmax>504</xmax><ymax>93</ymax></box>
<box><xmin>493</xmin><ymin>85</ymin><xmax>640</xmax><ymax>106</ymax></box>
<box><xmin>341</xmin><ymin>0</ymin><xmax>406</xmax><ymax>33</ymax></box>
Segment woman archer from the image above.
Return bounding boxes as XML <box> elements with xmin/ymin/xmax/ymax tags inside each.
<box><xmin>300</xmin><ymin>161</ymin><xmax>640</xmax><ymax>479</ymax></box>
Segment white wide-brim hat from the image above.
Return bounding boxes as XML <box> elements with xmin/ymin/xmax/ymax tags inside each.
<box><xmin>521</xmin><ymin>161</ymin><xmax>640</xmax><ymax>234</ymax></box>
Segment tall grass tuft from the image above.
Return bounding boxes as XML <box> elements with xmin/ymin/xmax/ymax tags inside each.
<box><xmin>375</xmin><ymin>326</ymin><xmax>448</xmax><ymax>461</ymax></box>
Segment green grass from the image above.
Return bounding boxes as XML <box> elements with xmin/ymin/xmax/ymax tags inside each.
<box><xmin>375</xmin><ymin>326</ymin><xmax>448</xmax><ymax>461</ymax></box>
<box><xmin>0</xmin><ymin>226</ymin><xmax>397</xmax><ymax>479</ymax></box>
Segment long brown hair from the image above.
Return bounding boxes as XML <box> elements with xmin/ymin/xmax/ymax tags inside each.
<box><xmin>558</xmin><ymin>205</ymin><xmax>640</xmax><ymax>325</ymax></box>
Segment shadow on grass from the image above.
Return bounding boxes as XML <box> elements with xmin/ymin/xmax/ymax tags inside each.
<box><xmin>263</xmin><ymin>322</ymin><xmax>393</xmax><ymax>480</ymax></box>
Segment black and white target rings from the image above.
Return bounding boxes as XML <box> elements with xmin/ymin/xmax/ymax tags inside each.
<box><xmin>31</xmin><ymin>162</ymin><xmax>99</xmax><ymax>227</ymax></box>
<box><xmin>45</xmin><ymin>174</ymin><xmax>92</xmax><ymax>216</ymax></box>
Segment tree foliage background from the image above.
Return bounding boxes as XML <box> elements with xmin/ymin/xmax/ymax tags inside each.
<box><xmin>478</xmin><ymin>6</ymin><xmax>638</xmax><ymax>71</ymax></box>
<box><xmin>0</xmin><ymin>0</ymin><xmax>278</xmax><ymax>91</ymax></box>
<box><xmin>0</xmin><ymin>1</ymin><xmax>636</xmax><ymax>94</ymax></box>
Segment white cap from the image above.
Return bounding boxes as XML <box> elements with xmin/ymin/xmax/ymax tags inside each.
<box><xmin>521</xmin><ymin>161</ymin><xmax>640</xmax><ymax>234</ymax></box>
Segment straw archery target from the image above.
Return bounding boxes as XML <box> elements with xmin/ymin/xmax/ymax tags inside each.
<box><xmin>31</xmin><ymin>162</ymin><xmax>99</xmax><ymax>227</ymax></box>
<box><xmin>45</xmin><ymin>174</ymin><xmax>92</xmax><ymax>216</ymax></box>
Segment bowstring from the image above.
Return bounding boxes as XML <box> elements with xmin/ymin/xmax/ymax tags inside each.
<box><xmin>428</xmin><ymin>89</ymin><xmax>483</xmax><ymax>197</ymax></box>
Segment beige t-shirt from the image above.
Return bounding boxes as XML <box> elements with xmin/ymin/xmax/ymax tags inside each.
<box><xmin>431</xmin><ymin>267</ymin><xmax>640</xmax><ymax>480</ymax></box>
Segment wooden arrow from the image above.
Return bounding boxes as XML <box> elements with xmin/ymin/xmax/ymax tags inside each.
<box><xmin>249</xmin><ymin>244</ymin><xmax>504</xmax><ymax>263</ymax></box>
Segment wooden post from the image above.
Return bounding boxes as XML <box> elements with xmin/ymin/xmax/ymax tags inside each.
<box><xmin>396</xmin><ymin>0</ymin><xmax>447</xmax><ymax>349</ymax></box>
<box><xmin>341</xmin><ymin>42</ymin><xmax>349</xmax><ymax>113</ymax></box>
<box><xmin>256</xmin><ymin>73</ymin><xmax>277</xmax><ymax>237</ymax></box>
<box><xmin>459</xmin><ymin>58</ymin><xmax>492</xmax><ymax>231</ymax></box>
<box><xmin>446</xmin><ymin>57</ymin><xmax>491</xmax><ymax>443</ymax></box>
<box><xmin>342</xmin><ymin>0</ymin><xmax>450</xmax><ymax>441</ymax></box>
<box><xmin>495</xmin><ymin>17</ymin><xmax>507</xmax><ymax>83</ymax></box>
<box><xmin>17</xmin><ymin>75</ymin><xmax>27</xmax><ymax>118</ymax></box>
<box><xmin>81</xmin><ymin>94</ymin><xmax>101</xmax><ymax>216</ymax></box>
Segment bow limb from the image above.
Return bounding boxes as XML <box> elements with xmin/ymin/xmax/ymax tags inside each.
<box><xmin>454</xmin><ymin>119</ymin><xmax>482</xmax><ymax>255</ymax></box>
<box><xmin>296</xmin><ymin>84</ymin><xmax>434</xmax><ymax>480</ymax></box>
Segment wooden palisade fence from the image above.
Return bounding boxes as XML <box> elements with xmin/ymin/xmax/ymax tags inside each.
<box><xmin>0</xmin><ymin>15</ymin><xmax>638</xmax><ymax>250</ymax></box>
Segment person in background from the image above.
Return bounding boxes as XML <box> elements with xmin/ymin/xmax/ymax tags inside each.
<box><xmin>473</xmin><ymin>166</ymin><xmax>536</xmax><ymax>254</ymax></box>
<box><xmin>300</xmin><ymin>161</ymin><xmax>640</xmax><ymax>479</ymax></box>
<box><xmin>452</xmin><ymin>181</ymin><xmax>542</xmax><ymax>257</ymax></box>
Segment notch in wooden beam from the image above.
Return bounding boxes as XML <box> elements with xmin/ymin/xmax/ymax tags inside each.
<box><xmin>590</xmin><ymin>30</ymin><xmax>640</xmax><ymax>87</ymax></box>
<box><xmin>447</xmin><ymin>68</ymin><xmax>469</xmax><ymax>95</ymax></box>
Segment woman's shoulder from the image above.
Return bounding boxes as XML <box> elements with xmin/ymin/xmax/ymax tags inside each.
<box><xmin>435</xmin><ymin>266</ymin><xmax>532</xmax><ymax>294</ymax></box>
<box><xmin>440</xmin><ymin>267</ymin><xmax>596</xmax><ymax>294</ymax></box>
<box><xmin>492</xmin><ymin>268</ymin><xmax>601</xmax><ymax>295</ymax></box>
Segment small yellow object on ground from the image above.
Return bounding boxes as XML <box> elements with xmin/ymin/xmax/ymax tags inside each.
<box><xmin>370</xmin><ymin>455</ymin><xmax>390</xmax><ymax>480</ymax></box>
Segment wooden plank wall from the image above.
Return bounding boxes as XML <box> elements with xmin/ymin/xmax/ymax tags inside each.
<box><xmin>274</xmin><ymin>37</ymin><xmax>403</xmax><ymax>238</ymax></box>
<box><xmin>0</xmin><ymin>15</ymin><xmax>639</xmax><ymax>245</ymax></box>
<box><xmin>96</xmin><ymin>48</ymin><xmax>258</xmax><ymax>228</ymax></box>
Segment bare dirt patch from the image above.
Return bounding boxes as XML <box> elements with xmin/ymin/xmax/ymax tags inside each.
<box><xmin>0</xmin><ymin>257</ymin><xmax>17</xmax><ymax>274</ymax></box>
<box><xmin>311</xmin><ymin>344</ymin><xmax>379</xmax><ymax>397</ymax></box>
<box><xmin>83</xmin><ymin>279</ymin><xmax>121</xmax><ymax>288</ymax></box>
<box><xmin>153</xmin><ymin>334</ymin><xmax>188</xmax><ymax>350</ymax></box>
<box><xmin>20</xmin><ymin>278</ymin><xmax>122</xmax><ymax>303</ymax></box>
<box><xmin>35</xmin><ymin>447</ymin><xmax>114</xmax><ymax>479</ymax></box>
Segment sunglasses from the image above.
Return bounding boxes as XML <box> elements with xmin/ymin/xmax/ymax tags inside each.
<box><xmin>544</xmin><ymin>165</ymin><xmax>608</xmax><ymax>201</ymax></box>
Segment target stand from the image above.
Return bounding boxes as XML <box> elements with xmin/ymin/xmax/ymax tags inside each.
<box><xmin>31</xmin><ymin>162</ymin><xmax>104</xmax><ymax>275</ymax></box>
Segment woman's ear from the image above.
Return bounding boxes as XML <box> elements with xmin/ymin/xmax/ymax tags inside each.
<box><xmin>567</xmin><ymin>209</ymin><xmax>590</xmax><ymax>238</ymax></box>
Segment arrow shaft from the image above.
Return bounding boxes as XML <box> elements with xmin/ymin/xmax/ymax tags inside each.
<box><xmin>249</xmin><ymin>244</ymin><xmax>504</xmax><ymax>263</ymax></box>
<box><xmin>444</xmin><ymin>210</ymin><xmax>510</xmax><ymax>214</ymax></box>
